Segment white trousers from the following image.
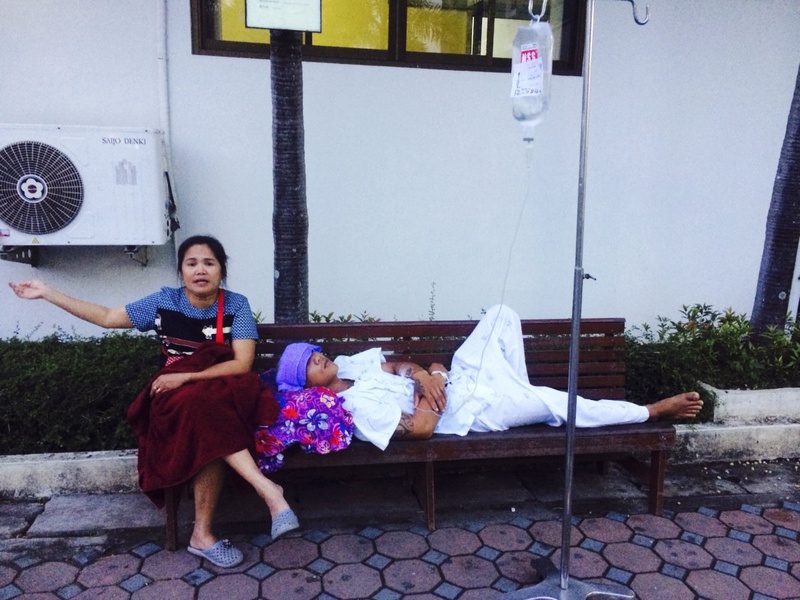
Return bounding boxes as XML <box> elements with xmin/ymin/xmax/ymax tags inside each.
<box><xmin>447</xmin><ymin>305</ymin><xmax>649</xmax><ymax>433</ymax></box>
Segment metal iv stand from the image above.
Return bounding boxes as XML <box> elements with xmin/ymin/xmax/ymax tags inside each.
<box><xmin>501</xmin><ymin>1</ymin><xmax>649</xmax><ymax>598</ymax></box>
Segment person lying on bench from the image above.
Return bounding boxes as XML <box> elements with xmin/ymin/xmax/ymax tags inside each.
<box><xmin>275</xmin><ymin>305</ymin><xmax>702</xmax><ymax>451</ymax></box>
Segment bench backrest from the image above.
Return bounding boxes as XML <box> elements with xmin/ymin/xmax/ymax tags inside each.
<box><xmin>255</xmin><ymin>318</ymin><xmax>626</xmax><ymax>400</ymax></box>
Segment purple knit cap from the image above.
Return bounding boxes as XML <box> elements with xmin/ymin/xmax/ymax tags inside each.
<box><xmin>276</xmin><ymin>342</ymin><xmax>321</xmax><ymax>392</ymax></box>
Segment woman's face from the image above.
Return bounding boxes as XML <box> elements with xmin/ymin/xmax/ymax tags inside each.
<box><xmin>180</xmin><ymin>244</ymin><xmax>222</xmax><ymax>299</ymax></box>
<box><xmin>305</xmin><ymin>352</ymin><xmax>338</xmax><ymax>388</ymax></box>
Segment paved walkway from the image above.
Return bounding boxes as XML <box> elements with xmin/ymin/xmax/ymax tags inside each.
<box><xmin>1</xmin><ymin>459</ymin><xmax>799</xmax><ymax>599</ymax></box>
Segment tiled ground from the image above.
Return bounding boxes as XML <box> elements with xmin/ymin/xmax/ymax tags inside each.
<box><xmin>1</xmin><ymin>500</ymin><xmax>799</xmax><ymax>600</ymax></box>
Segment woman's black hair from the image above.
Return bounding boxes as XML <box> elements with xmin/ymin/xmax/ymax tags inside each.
<box><xmin>177</xmin><ymin>235</ymin><xmax>229</xmax><ymax>281</ymax></box>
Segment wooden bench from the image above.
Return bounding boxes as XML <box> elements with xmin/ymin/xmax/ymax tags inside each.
<box><xmin>163</xmin><ymin>317</ymin><xmax>675</xmax><ymax>550</ymax></box>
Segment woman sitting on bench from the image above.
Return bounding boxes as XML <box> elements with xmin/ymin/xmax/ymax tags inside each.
<box><xmin>276</xmin><ymin>305</ymin><xmax>703</xmax><ymax>451</ymax></box>
<box><xmin>9</xmin><ymin>235</ymin><xmax>298</xmax><ymax>568</ymax></box>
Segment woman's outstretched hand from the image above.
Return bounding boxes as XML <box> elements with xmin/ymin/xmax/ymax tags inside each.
<box><xmin>8</xmin><ymin>280</ymin><xmax>49</xmax><ymax>300</ymax></box>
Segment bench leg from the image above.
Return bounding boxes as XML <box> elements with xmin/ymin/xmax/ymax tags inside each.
<box><xmin>648</xmin><ymin>450</ymin><xmax>667</xmax><ymax>515</ymax></box>
<box><xmin>164</xmin><ymin>485</ymin><xmax>182</xmax><ymax>551</ymax></box>
<box><xmin>422</xmin><ymin>461</ymin><xmax>435</xmax><ymax>531</ymax></box>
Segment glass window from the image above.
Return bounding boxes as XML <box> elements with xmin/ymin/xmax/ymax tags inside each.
<box><xmin>192</xmin><ymin>0</ymin><xmax>584</xmax><ymax>75</ymax></box>
<box><xmin>315</xmin><ymin>0</ymin><xmax>389</xmax><ymax>50</ymax></box>
<box><xmin>406</xmin><ymin>0</ymin><xmax>482</xmax><ymax>55</ymax></box>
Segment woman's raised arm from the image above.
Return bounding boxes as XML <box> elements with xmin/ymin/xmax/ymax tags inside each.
<box><xmin>9</xmin><ymin>279</ymin><xmax>133</xmax><ymax>329</ymax></box>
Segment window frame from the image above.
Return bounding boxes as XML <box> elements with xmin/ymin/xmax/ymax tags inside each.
<box><xmin>190</xmin><ymin>0</ymin><xmax>586</xmax><ymax>76</ymax></box>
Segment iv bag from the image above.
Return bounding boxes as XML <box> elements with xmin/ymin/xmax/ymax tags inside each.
<box><xmin>510</xmin><ymin>20</ymin><xmax>554</xmax><ymax>142</ymax></box>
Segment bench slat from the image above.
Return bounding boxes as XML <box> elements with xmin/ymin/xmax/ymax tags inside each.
<box><xmin>254</xmin><ymin>319</ymin><xmax>628</xmax><ymax>400</ymax></box>
<box><xmin>256</xmin><ymin>317</ymin><xmax>625</xmax><ymax>338</ymax></box>
<box><xmin>276</xmin><ymin>423</ymin><xmax>675</xmax><ymax>469</ymax></box>
<box><xmin>258</xmin><ymin>334</ymin><xmax>623</xmax><ymax>352</ymax></box>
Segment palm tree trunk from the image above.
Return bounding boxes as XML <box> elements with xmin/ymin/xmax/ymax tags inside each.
<box><xmin>271</xmin><ymin>29</ymin><xmax>309</xmax><ymax>324</ymax></box>
<box><xmin>751</xmin><ymin>63</ymin><xmax>800</xmax><ymax>333</ymax></box>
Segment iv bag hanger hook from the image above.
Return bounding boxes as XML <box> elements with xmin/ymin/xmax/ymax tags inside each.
<box><xmin>528</xmin><ymin>0</ymin><xmax>548</xmax><ymax>22</ymax></box>
<box><xmin>620</xmin><ymin>0</ymin><xmax>650</xmax><ymax>25</ymax></box>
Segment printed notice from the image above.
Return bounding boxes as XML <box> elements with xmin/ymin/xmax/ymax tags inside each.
<box><xmin>510</xmin><ymin>44</ymin><xmax>543</xmax><ymax>98</ymax></box>
<box><xmin>245</xmin><ymin>0</ymin><xmax>321</xmax><ymax>33</ymax></box>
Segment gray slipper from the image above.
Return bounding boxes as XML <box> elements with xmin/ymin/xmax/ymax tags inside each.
<box><xmin>187</xmin><ymin>539</ymin><xmax>244</xmax><ymax>568</ymax></box>
<box><xmin>271</xmin><ymin>508</ymin><xmax>300</xmax><ymax>540</ymax></box>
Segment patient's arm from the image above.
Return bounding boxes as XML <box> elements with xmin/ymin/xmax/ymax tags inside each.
<box><xmin>382</xmin><ymin>359</ymin><xmax>425</xmax><ymax>378</ymax></box>
<box><xmin>383</xmin><ymin>359</ymin><xmax>447</xmax><ymax>412</ymax></box>
<box><xmin>391</xmin><ymin>395</ymin><xmax>442</xmax><ymax>441</ymax></box>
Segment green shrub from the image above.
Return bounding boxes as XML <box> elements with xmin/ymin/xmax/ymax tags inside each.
<box><xmin>309</xmin><ymin>310</ymin><xmax>379</xmax><ymax>323</ymax></box>
<box><xmin>625</xmin><ymin>304</ymin><xmax>800</xmax><ymax>422</ymax></box>
<box><xmin>0</xmin><ymin>331</ymin><xmax>160</xmax><ymax>454</ymax></box>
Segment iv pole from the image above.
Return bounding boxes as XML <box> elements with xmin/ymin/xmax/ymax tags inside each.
<box><xmin>501</xmin><ymin>1</ymin><xmax>648</xmax><ymax>598</ymax></box>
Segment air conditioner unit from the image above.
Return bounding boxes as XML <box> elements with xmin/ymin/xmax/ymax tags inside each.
<box><xmin>0</xmin><ymin>124</ymin><xmax>177</xmax><ymax>246</ymax></box>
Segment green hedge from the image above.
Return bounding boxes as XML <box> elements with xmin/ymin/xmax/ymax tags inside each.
<box><xmin>0</xmin><ymin>331</ymin><xmax>160</xmax><ymax>454</ymax></box>
<box><xmin>2</xmin><ymin>304</ymin><xmax>798</xmax><ymax>455</ymax></box>
<box><xmin>625</xmin><ymin>304</ymin><xmax>800</xmax><ymax>422</ymax></box>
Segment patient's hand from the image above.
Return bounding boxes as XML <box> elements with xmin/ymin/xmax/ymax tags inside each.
<box><xmin>413</xmin><ymin>374</ymin><xmax>447</xmax><ymax>413</ymax></box>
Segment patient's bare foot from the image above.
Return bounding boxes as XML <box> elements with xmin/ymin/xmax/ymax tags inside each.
<box><xmin>647</xmin><ymin>392</ymin><xmax>703</xmax><ymax>421</ymax></box>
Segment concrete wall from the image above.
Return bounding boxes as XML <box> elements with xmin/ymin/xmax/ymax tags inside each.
<box><xmin>2</xmin><ymin>0</ymin><xmax>799</xmax><ymax>337</ymax></box>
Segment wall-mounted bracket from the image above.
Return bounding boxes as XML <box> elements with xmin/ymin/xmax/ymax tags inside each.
<box><xmin>124</xmin><ymin>246</ymin><xmax>149</xmax><ymax>267</ymax></box>
<box><xmin>0</xmin><ymin>246</ymin><xmax>40</xmax><ymax>266</ymax></box>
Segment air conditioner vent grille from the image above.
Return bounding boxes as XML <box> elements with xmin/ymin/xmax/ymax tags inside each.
<box><xmin>0</xmin><ymin>141</ymin><xmax>84</xmax><ymax>235</ymax></box>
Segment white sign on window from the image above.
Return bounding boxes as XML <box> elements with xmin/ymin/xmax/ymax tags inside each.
<box><xmin>245</xmin><ymin>0</ymin><xmax>322</xmax><ymax>33</ymax></box>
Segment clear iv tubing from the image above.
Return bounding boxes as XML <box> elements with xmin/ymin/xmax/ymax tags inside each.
<box><xmin>462</xmin><ymin>145</ymin><xmax>536</xmax><ymax>403</ymax></box>
<box><xmin>373</xmin><ymin>149</ymin><xmax>536</xmax><ymax>419</ymax></box>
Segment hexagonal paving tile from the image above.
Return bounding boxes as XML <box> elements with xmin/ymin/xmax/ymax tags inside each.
<box><xmin>479</xmin><ymin>524</ymin><xmax>532</xmax><ymax>552</ymax></box>
<box><xmin>77</xmin><ymin>554</ymin><xmax>140</xmax><ymax>588</ymax></box>
<box><xmin>626</xmin><ymin>513</ymin><xmax>681</xmax><ymax>539</ymax></box>
<box><xmin>383</xmin><ymin>558</ymin><xmax>441</xmax><ymax>595</ymax></box>
<box><xmin>529</xmin><ymin>520</ymin><xmax>582</xmax><ymax>547</ymax></box>
<box><xmin>428</xmin><ymin>528</ymin><xmax>482</xmax><ymax>556</ymax></box>
<box><xmin>262</xmin><ymin>537</ymin><xmax>319</xmax><ymax>569</ymax></box>
<box><xmin>550</xmin><ymin>547</ymin><xmax>607</xmax><ymax>580</ymax></box>
<box><xmin>602</xmin><ymin>542</ymin><xmax>661</xmax><ymax>573</ymax></box>
<box><xmin>322</xmin><ymin>563</ymin><xmax>382</xmax><ymax>599</ymax></box>
<box><xmin>375</xmin><ymin>531</ymin><xmax>428</xmax><ymax>559</ymax></box>
<box><xmin>686</xmin><ymin>569</ymin><xmax>751</xmax><ymax>600</ymax></box>
<box><xmin>752</xmin><ymin>533</ymin><xmax>800</xmax><ymax>563</ymax></box>
<box><xmin>261</xmin><ymin>568</ymin><xmax>322</xmax><ymax>600</ymax></box>
<box><xmin>763</xmin><ymin>507</ymin><xmax>800</xmax><ymax>531</ymax></box>
<box><xmin>14</xmin><ymin>561</ymin><xmax>78</xmax><ymax>594</ymax></box>
<box><xmin>703</xmin><ymin>536</ymin><xmax>762</xmax><ymax>566</ymax></box>
<box><xmin>674</xmin><ymin>511</ymin><xmax>728</xmax><ymax>538</ymax></box>
<box><xmin>631</xmin><ymin>572</ymin><xmax>695</xmax><ymax>600</ymax></box>
<box><xmin>140</xmin><ymin>549</ymin><xmax>200</xmax><ymax>580</ymax></box>
<box><xmin>579</xmin><ymin>517</ymin><xmax>632</xmax><ymax>544</ymax></box>
<box><xmin>197</xmin><ymin>573</ymin><xmax>260</xmax><ymax>600</ymax></box>
<box><xmin>320</xmin><ymin>534</ymin><xmax>375</xmax><ymax>564</ymax></box>
<box><xmin>740</xmin><ymin>564</ymin><xmax>800</xmax><ymax>597</ymax></box>
<box><xmin>440</xmin><ymin>555</ymin><xmax>498</xmax><ymax>588</ymax></box>
<box><xmin>719</xmin><ymin>510</ymin><xmax>774</xmax><ymax>535</ymax></box>
<box><xmin>654</xmin><ymin>539</ymin><xmax>713</xmax><ymax>570</ymax></box>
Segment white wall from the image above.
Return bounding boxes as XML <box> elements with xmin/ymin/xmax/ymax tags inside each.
<box><xmin>1</xmin><ymin>0</ymin><xmax>798</xmax><ymax>338</ymax></box>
